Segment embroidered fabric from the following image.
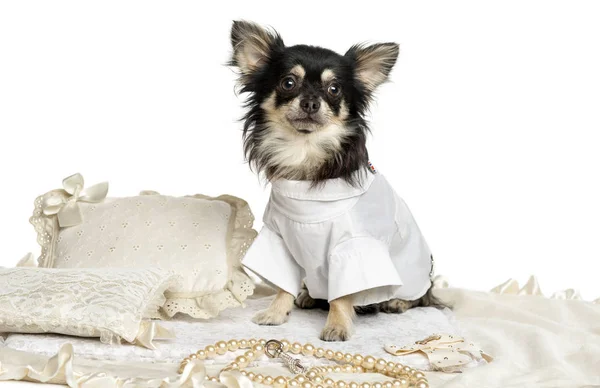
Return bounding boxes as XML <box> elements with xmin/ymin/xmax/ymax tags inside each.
<box><xmin>162</xmin><ymin>270</ymin><xmax>256</xmax><ymax>319</ymax></box>
<box><xmin>1</xmin><ymin>295</ymin><xmax>459</xmax><ymax>370</ymax></box>
<box><xmin>0</xmin><ymin>267</ymin><xmax>178</xmax><ymax>347</ymax></box>
<box><xmin>30</xmin><ymin>188</ymin><xmax>258</xmax><ymax>319</ymax></box>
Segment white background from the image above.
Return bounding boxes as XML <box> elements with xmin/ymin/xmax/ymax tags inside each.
<box><xmin>1</xmin><ymin>0</ymin><xmax>599</xmax><ymax>299</ymax></box>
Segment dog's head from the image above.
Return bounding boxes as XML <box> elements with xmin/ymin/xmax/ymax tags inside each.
<box><xmin>230</xmin><ymin>20</ymin><xmax>399</xmax><ymax>184</ymax></box>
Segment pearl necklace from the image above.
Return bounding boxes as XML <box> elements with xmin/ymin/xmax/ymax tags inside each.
<box><xmin>179</xmin><ymin>339</ymin><xmax>429</xmax><ymax>388</ymax></box>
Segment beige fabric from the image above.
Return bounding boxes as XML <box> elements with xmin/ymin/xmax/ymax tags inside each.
<box><xmin>1</xmin><ymin>277</ymin><xmax>598</xmax><ymax>387</ymax></box>
<box><xmin>0</xmin><ymin>344</ymin><xmax>216</xmax><ymax>387</ymax></box>
<box><xmin>30</xmin><ymin>174</ymin><xmax>258</xmax><ymax>319</ymax></box>
<box><xmin>0</xmin><ymin>267</ymin><xmax>177</xmax><ymax>349</ymax></box>
<box><xmin>427</xmin><ymin>278</ymin><xmax>600</xmax><ymax>387</ymax></box>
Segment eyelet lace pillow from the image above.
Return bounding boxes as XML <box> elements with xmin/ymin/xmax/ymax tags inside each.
<box><xmin>30</xmin><ymin>174</ymin><xmax>258</xmax><ymax>319</ymax></box>
<box><xmin>0</xmin><ymin>267</ymin><xmax>178</xmax><ymax>348</ymax></box>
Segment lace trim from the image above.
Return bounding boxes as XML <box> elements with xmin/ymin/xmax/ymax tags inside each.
<box><xmin>141</xmin><ymin>272</ymin><xmax>182</xmax><ymax>322</ymax></box>
<box><xmin>31</xmin><ymin>190</ymin><xmax>258</xmax><ymax>320</ymax></box>
<box><xmin>161</xmin><ymin>268</ymin><xmax>256</xmax><ymax>319</ymax></box>
<box><xmin>29</xmin><ymin>190</ymin><xmax>67</xmax><ymax>268</ymax></box>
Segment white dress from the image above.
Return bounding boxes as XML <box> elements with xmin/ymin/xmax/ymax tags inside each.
<box><xmin>243</xmin><ymin>169</ymin><xmax>433</xmax><ymax>306</ymax></box>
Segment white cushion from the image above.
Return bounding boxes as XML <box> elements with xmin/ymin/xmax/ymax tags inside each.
<box><xmin>0</xmin><ymin>267</ymin><xmax>177</xmax><ymax>347</ymax></box>
<box><xmin>30</xmin><ymin>177</ymin><xmax>257</xmax><ymax>319</ymax></box>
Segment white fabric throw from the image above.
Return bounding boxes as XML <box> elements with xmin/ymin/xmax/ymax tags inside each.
<box><xmin>427</xmin><ymin>278</ymin><xmax>600</xmax><ymax>387</ymax></box>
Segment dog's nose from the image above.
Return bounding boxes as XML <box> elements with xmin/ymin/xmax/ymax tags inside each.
<box><xmin>300</xmin><ymin>96</ymin><xmax>320</xmax><ymax>114</ymax></box>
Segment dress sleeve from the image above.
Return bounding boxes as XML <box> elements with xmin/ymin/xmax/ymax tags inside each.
<box><xmin>328</xmin><ymin>237</ymin><xmax>403</xmax><ymax>302</ymax></box>
<box><xmin>242</xmin><ymin>226</ymin><xmax>303</xmax><ymax>297</ymax></box>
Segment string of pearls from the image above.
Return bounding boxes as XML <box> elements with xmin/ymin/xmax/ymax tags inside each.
<box><xmin>179</xmin><ymin>339</ymin><xmax>429</xmax><ymax>388</ymax></box>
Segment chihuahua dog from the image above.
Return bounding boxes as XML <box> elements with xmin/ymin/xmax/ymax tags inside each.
<box><xmin>231</xmin><ymin>21</ymin><xmax>439</xmax><ymax>342</ymax></box>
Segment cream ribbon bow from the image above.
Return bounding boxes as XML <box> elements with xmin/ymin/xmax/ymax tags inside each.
<box><xmin>385</xmin><ymin>334</ymin><xmax>493</xmax><ymax>373</ymax></box>
<box><xmin>42</xmin><ymin>173</ymin><xmax>108</xmax><ymax>227</ymax></box>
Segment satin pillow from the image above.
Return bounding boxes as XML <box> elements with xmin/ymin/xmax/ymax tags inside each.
<box><xmin>0</xmin><ymin>267</ymin><xmax>177</xmax><ymax>348</ymax></box>
<box><xmin>30</xmin><ymin>174</ymin><xmax>258</xmax><ymax>319</ymax></box>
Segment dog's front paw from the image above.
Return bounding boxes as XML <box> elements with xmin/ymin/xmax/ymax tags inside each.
<box><xmin>252</xmin><ymin>309</ymin><xmax>290</xmax><ymax>326</ymax></box>
<box><xmin>320</xmin><ymin>324</ymin><xmax>351</xmax><ymax>342</ymax></box>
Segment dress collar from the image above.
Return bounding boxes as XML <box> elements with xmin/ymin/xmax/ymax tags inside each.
<box><xmin>270</xmin><ymin>169</ymin><xmax>375</xmax><ymax>201</ymax></box>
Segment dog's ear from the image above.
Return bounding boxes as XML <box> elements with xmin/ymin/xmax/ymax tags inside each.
<box><xmin>230</xmin><ymin>20</ymin><xmax>283</xmax><ymax>76</ymax></box>
<box><xmin>345</xmin><ymin>43</ymin><xmax>399</xmax><ymax>92</ymax></box>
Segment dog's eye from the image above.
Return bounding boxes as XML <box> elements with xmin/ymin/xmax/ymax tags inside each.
<box><xmin>281</xmin><ymin>77</ymin><xmax>296</xmax><ymax>91</ymax></box>
<box><xmin>328</xmin><ymin>83</ymin><xmax>341</xmax><ymax>96</ymax></box>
